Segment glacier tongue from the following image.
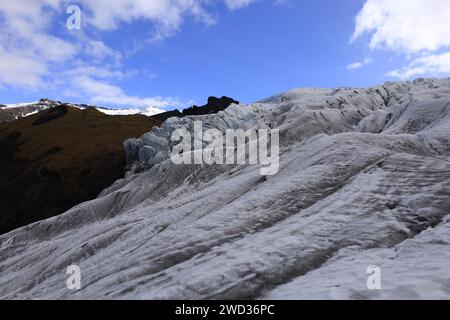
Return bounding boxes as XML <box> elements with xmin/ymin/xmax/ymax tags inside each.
<box><xmin>1</xmin><ymin>78</ymin><xmax>450</xmax><ymax>299</ymax></box>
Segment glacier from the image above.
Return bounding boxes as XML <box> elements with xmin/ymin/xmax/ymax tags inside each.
<box><xmin>0</xmin><ymin>78</ymin><xmax>450</xmax><ymax>299</ymax></box>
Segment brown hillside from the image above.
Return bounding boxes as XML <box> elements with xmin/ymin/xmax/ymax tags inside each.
<box><xmin>0</xmin><ymin>105</ymin><xmax>161</xmax><ymax>234</ymax></box>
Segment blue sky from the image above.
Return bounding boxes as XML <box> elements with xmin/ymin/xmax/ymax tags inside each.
<box><xmin>1</xmin><ymin>0</ymin><xmax>450</xmax><ymax>109</ymax></box>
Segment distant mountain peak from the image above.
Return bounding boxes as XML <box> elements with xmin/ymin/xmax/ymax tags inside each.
<box><xmin>0</xmin><ymin>100</ymin><xmax>166</xmax><ymax>124</ymax></box>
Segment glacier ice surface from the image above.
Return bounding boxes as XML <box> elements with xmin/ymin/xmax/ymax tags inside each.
<box><xmin>1</xmin><ymin>78</ymin><xmax>450</xmax><ymax>299</ymax></box>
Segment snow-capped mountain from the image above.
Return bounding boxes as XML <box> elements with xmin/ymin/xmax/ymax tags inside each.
<box><xmin>0</xmin><ymin>99</ymin><xmax>57</xmax><ymax>123</ymax></box>
<box><xmin>0</xmin><ymin>99</ymin><xmax>165</xmax><ymax>123</ymax></box>
<box><xmin>94</xmin><ymin>106</ymin><xmax>166</xmax><ymax>116</ymax></box>
<box><xmin>1</xmin><ymin>78</ymin><xmax>450</xmax><ymax>299</ymax></box>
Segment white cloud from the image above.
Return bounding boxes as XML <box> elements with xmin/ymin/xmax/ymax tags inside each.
<box><xmin>0</xmin><ymin>1</ymin><xmax>76</xmax><ymax>63</ymax></box>
<box><xmin>225</xmin><ymin>0</ymin><xmax>259</xmax><ymax>10</ymax></box>
<box><xmin>69</xmin><ymin>75</ymin><xmax>183</xmax><ymax>108</ymax></box>
<box><xmin>0</xmin><ymin>0</ymin><xmax>76</xmax><ymax>89</ymax></box>
<box><xmin>84</xmin><ymin>40</ymin><xmax>122</xmax><ymax>62</ymax></box>
<box><xmin>63</xmin><ymin>66</ymin><xmax>136</xmax><ymax>80</ymax></box>
<box><xmin>387</xmin><ymin>52</ymin><xmax>450</xmax><ymax>79</ymax></box>
<box><xmin>346</xmin><ymin>57</ymin><xmax>373</xmax><ymax>71</ymax></box>
<box><xmin>352</xmin><ymin>0</ymin><xmax>450</xmax><ymax>53</ymax></box>
<box><xmin>0</xmin><ymin>47</ymin><xmax>48</xmax><ymax>89</ymax></box>
<box><xmin>352</xmin><ymin>0</ymin><xmax>450</xmax><ymax>79</ymax></box>
<box><xmin>79</xmin><ymin>0</ymin><xmax>216</xmax><ymax>41</ymax></box>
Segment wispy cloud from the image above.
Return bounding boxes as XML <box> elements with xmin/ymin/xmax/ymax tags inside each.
<box><xmin>0</xmin><ymin>0</ymin><xmax>76</xmax><ymax>90</ymax></box>
<box><xmin>67</xmin><ymin>75</ymin><xmax>184</xmax><ymax>108</ymax></box>
<box><xmin>387</xmin><ymin>52</ymin><xmax>450</xmax><ymax>79</ymax></box>
<box><xmin>351</xmin><ymin>0</ymin><xmax>450</xmax><ymax>79</ymax></box>
<box><xmin>79</xmin><ymin>0</ymin><xmax>217</xmax><ymax>42</ymax></box>
<box><xmin>346</xmin><ymin>57</ymin><xmax>373</xmax><ymax>71</ymax></box>
<box><xmin>224</xmin><ymin>0</ymin><xmax>260</xmax><ymax>10</ymax></box>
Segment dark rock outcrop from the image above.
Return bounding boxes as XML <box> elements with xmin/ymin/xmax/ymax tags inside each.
<box><xmin>153</xmin><ymin>96</ymin><xmax>239</xmax><ymax>122</ymax></box>
<box><xmin>181</xmin><ymin>96</ymin><xmax>239</xmax><ymax>116</ymax></box>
